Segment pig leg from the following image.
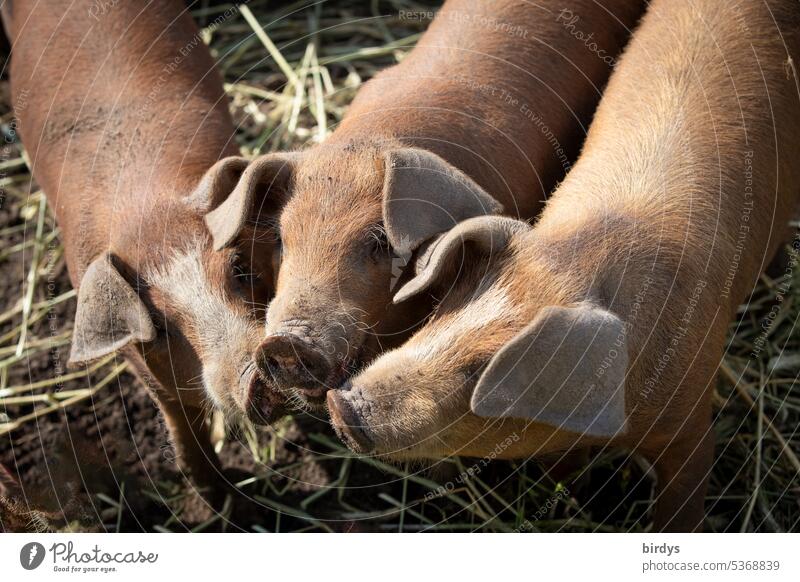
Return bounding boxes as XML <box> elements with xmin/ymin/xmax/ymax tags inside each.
<box><xmin>645</xmin><ymin>425</ymin><xmax>715</xmax><ymax>532</ymax></box>
<box><xmin>157</xmin><ymin>398</ymin><xmax>224</xmax><ymax>498</ymax></box>
<box><xmin>123</xmin><ymin>352</ymin><xmax>225</xmax><ymax>501</ymax></box>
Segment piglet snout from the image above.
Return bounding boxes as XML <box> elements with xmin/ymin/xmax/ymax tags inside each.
<box><xmin>327</xmin><ymin>389</ymin><xmax>374</xmax><ymax>454</ymax></box>
<box><xmin>241</xmin><ymin>364</ymin><xmax>284</xmax><ymax>425</ymax></box>
<box><xmin>256</xmin><ymin>333</ymin><xmax>331</xmax><ymax>401</ymax></box>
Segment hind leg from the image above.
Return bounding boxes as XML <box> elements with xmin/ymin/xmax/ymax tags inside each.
<box><xmin>643</xmin><ymin>421</ymin><xmax>714</xmax><ymax>532</ymax></box>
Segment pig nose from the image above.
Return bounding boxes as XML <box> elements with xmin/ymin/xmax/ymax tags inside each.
<box><xmin>241</xmin><ymin>365</ymin><xmax>285</xmax><ymax>425</ymax></box>
<box><xmin>256</xmin><ymin>334</ymin><xmax>331</xmax><ymax>401</ymax></box>
<box><xmin>327</xmin><ymin>390</ymin><xmax>373</xmax><ymax>454</ymax></box>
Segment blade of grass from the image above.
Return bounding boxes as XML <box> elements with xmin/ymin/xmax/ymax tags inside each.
<box><xmin>0</xmin><ymin>361</ymin><xmax>127</xmax><ymax>435</ymax></box>
<box><xmin>240</xmin><ymin>5</ymin><xmax>299</xmax><ymax>86</ymax></box>
<box><xmin>15</xmin><ymin>196</ymin><xmax>47</xmax><ymax>357</ymax></box>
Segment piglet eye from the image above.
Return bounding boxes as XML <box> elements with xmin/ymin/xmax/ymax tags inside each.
<box><xmin>148</xmin><ymin>312</ymin><xmax>175</xmax><ymax>342</ymax></box>
<box><xmin>368</xmin><ymin>227</ymin><xmax>390</xmax><ymax>262</ymax></box>
<box><xmin>271</xmin><ymin>229</ymin><xmax>282</xmax><ymax>248</ymax></box>
<box><xmin>232</xmin><ymin>254</ymin><xmax>261</xmax><ymax>285</ymax></box>
<box><xmin>464</xmin><ymin>361</ymin><xmax>487</xmax><ymax>381</ymax></box>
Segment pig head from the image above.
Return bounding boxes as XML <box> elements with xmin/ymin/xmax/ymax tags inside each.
<box><xmin>205</xmin><ymin>141</ymin><xmax>503</xmax><ymax>408</ymax></box>
<box><xmin>326</xmin><ymin>216</ymin><xmax>629</xmax><ymax>459</ymax></box>
<box><xmin>67</xmin><ymin>158</ymin><xmax>284</xmax><ymax>428</ymax></box>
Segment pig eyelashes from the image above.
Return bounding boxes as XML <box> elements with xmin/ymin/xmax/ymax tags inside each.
<box><xmin>463</xmin><ymin>360</ymin><xmax>489</xmax><ymax>382</ymax></box>
<box><xmin>229</xmin><ymin>251</ymin><xmax>272</xmax><ymax>309</ymax></box>
<box><xmin>364</xmin><ymin>224</ymin><xmax>390</xmax><ymax>262</ymax></box>
<box><xmin>146</xmin><ymin>310</ymin><xmax>174</xmax><ymax>340</ymax></box>
<box><xmin>246</xmin><ymin>214</ymin><xmax>281</xmax><ymax>238</ymax></box>
<box><xmin>231</xmin><ymin>253</ymin><xmax>262</xmax><ymax>285</ymax></box>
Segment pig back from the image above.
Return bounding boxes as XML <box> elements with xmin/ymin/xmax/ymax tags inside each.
<box><xmin>5</xmin><ymin>0</ymin><xmax>238</xmax><ymax>282</ymax></box>
<box><xmin>337</xmin><ymin>0</ymin><xmax>646</xmax><ymax>219</ymax></box>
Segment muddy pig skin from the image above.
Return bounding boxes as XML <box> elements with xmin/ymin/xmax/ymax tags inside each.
<box><xmin>3</xmin><ymin>0</ymin><xmax>285</xmax><ymax>495</ymax></box>
<box><xmin>328</xmin><ymin>0</ymin><xmax>800</xmax><ymax>531</ymax></box>
<box><xmin>205</xmin><ymin>0</ymin><xmax>646</xmax><ymax>408</ymax></box>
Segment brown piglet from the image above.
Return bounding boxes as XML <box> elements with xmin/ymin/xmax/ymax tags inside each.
<box><xmin>327</xmin><ymin>0</ymin><xmax>800</xmax><ymax>531</ymax></box>
<box><xmin>207</xmin><ymin>0</ymin><xmax>645</xmax><ymax>408</ymax></box>
<box><xmin>4</xmin><ymin>1</ymin><xmax>283</xmax><ymax>494</ymax></box>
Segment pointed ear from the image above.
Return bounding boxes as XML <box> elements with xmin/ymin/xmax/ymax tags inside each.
<box><xmin>204</xmin><ymin>152</ymin><xmax>300</xmax><ymax>250</ymax></box>
<box><xmin>393</xmin><ymin>216</ymin><xmax>527</xmax><ymax>304</ymax></box>
<box><xmin>68</xmin><ymin>253</ymin><xmax>156</xmax><ymax>366</ymax></box>
<box><xmin>471</xmin><ymin>304</ymin><xmax>628</xmax><ymax>438</ymax></box>
<box><xmin>382</xmin><ymin>148</ymin><xmax>503</xmax><ymax>254</ymax></box>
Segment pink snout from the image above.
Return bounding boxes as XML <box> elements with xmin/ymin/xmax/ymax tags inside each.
<box><xmin>256</xmin><ymin>334</ymin><xmax>332</xmax><ymax>403</ymax></box>
<box><xmin>326</xmin><ymin>389</ymin><xmax>374</xmax><ymax>454</ymax></box>
<box><xmin>240</xmin><ymin>363</ymin><xmax>285</xmax><ymax>425</ymax></box>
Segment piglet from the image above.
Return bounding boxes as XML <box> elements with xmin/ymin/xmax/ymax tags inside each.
<box><xmin>4</xmin><ymin>0</ymin><xmax>283</xmax><ymax>493</ymax></box>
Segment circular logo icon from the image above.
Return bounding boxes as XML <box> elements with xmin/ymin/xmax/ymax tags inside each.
<box><xmin>20</xmin><ymin>542</ymin><xmax>46</xmax><ymax>570</ymax></box>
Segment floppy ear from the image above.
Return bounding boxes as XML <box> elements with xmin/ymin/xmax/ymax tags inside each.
<box><xmin>68</xmin><ymin>253</ymin><xmax>156</xmax><ymax>366</ymax></box>
<box><xmin>471</xmin><ymin>304</ymin><xmax>628</xmax><ymax>438</ymax></box>
<box><xmin>393</xmin><ymin>216</ymin><xmax>527</xmax><ymax>304</ymax></box>
<box><xmin>204</xmin><ymin>152</ymin><xmax>300</xmax><ymax>250</ymax></box>
<box><xmin>382</xmin><ymin>148</ymin><xmax>503</xmax><ymax>254</ymax></box>
<box><xmin>186</xmin><ymin>156</ymin><xmax>250</xmax><ymax>213</ymax></box>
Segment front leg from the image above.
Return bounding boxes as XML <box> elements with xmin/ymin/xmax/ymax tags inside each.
<box><xmin>123</xmin><ymin>351</ymin><xmax>225</xmax><ymax>501</ymax></box>
<box><xmin>157</xmin><ymin>397</ymin><xmax>224</xmax><ymax>497</ymax></box>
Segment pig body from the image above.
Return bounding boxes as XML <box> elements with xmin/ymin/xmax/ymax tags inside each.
<box><xmin>4</xmin><ymin>1</ymin><xmax>282</xmax><ymax>491</ymax></box>
<box><xmin>328</xmin><ymin>0</ymin><xmax>800</xmax><ymax>531</ymax></box>
<box><xmin>208</xmin><ymin>0</ymin><xmax>645</xmax><ymax>407</ymax></box>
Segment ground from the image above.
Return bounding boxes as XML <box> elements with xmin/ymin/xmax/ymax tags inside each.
<box><xmin>0</xmin><ymin>0</ymin><xmax>798</xmax><ymax>532</ymax></box>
